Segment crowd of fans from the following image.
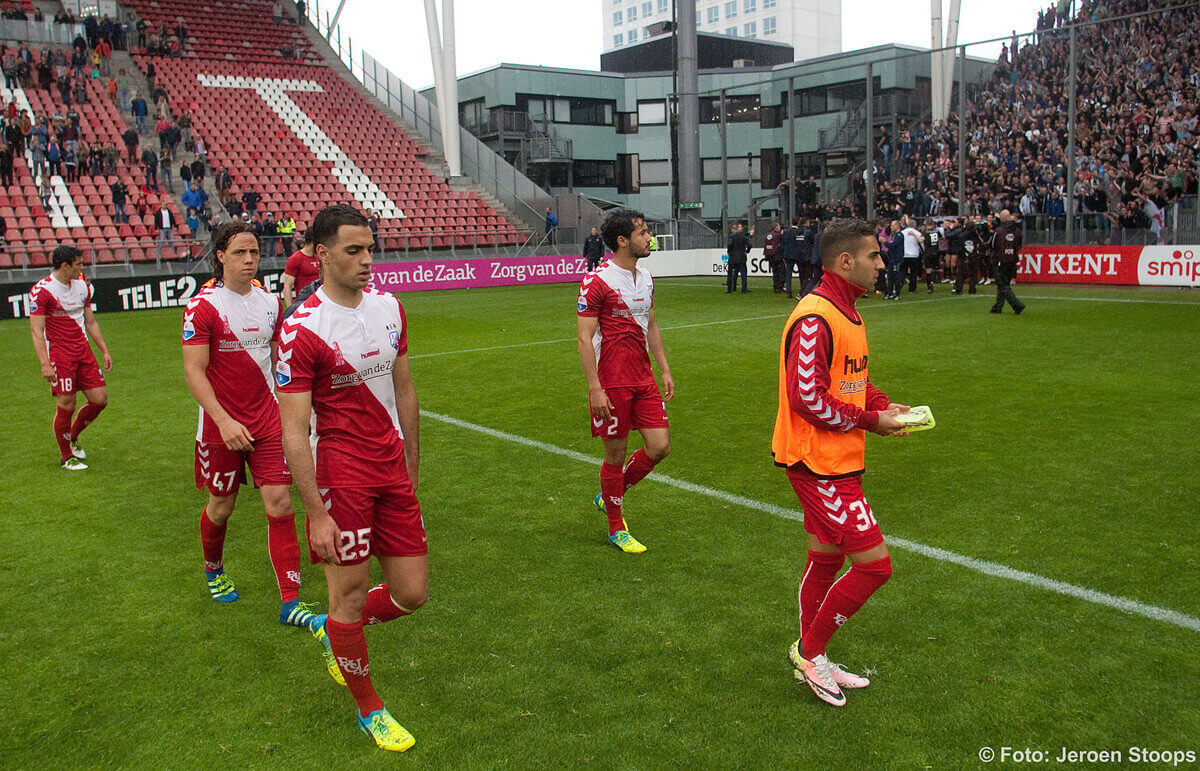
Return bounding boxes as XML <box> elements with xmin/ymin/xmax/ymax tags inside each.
<box><xmin>869</xmin><ymin>0</ymin><xmax>1200</xmax><ymax>241</ymax></box>
<box><xmin>777</xmin><ymin>1</ymin><xmax>1198</xmax><ymax>245</ymax></box>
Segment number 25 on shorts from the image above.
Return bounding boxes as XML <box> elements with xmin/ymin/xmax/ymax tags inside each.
<box><xmin>339</xmin><ymin>527</ymin><xmax>371</xmax><ymax>562</ymax></box>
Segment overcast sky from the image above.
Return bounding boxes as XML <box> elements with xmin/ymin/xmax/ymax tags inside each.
<box><xmin>331</xmin><ymin>0</ymin><xmax>1049</xmax><ymax>90</ymax></box>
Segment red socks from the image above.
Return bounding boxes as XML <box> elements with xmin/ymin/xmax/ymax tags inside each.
<box><xmin>361</xmin><ymin>583</ymin><xmax>410</xmax><ymax>625</ymax></box>
<box><xmin>799</xmin><ymin>550</ymin><xmax>846</xmax><ymax>636</ymax></box>
<box><xmin>199</xmin><ymin>507</ymin><xmax>227</xmax><ymax>573</ymax></box>
<box><xmin>70</xmin><ymin>400</ymin><xmax>105</xmax><ymax>441</ymax></box>
<box><xmin>54</xmin><ymin>407</ymin><xmax>73</xmax><ymax>461</ymax></box>
<box><xmin>266</xmin><ymin>512</ymin><xmax>302</xmax><ymax>603</ymax></box>
<box><xmin>599</xmin><ymin>462</ymin><xmax>626</xmax><ymax>535</ymax></box>
<box><xmin>801</xmin><ymin>556</ymin><xmax>892</xmax><ymax>658</ymax></box>
<box><xmin>622</xmin><ymin>448</ymin><xmax>658</xmax><ymax>490</ymax></box>
<box><xmin>325</xmin><ymin>618</ymin><xmax>384</xmax><ymax>717</ymax></box>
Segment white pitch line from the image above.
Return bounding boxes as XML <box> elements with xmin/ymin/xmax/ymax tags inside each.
<box><xmin>422</xmin><ymin>409</ymin><xmax>1200</xmax><ymax>634</ymax></box>
<box><xmin>1012</xmin><ymin>294</ymin><xmax>1200</xmax><ymax>305</ymax></box>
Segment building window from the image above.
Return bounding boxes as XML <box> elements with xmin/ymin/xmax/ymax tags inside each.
<box><xmin>744</xmin><ymin>0</ymin><xmax>756</xmax><ymax>13</ymax></box>
<box><xmin>638</xmin><ymin>159</ymin><xmax>673</xmax><ymax>186</ymax></box>
<box><xmin>613</xmin><ymin>10</ymin><xmax>623</xmax><ymax>25</ymax></box>
<box><xmin>614</xmin><ymin>32</ymin><xmax>623</xmax><ymax>46</ymax></box>
<box><xmin>706</xmin><ymin>6</ymin><xmax>719</xmax><ymax>23</ymax></box>
<box><xmin>763</xmin><ymin>0</ymin><xmax>775</xmax><ymax>6</ymax></box>
<box><xmin>627</xmin><ymin>6</ymin><xmax>637</xmax><ymax>21</ymax></box>
<box><xmin>657</xmin><ymin>0</ymin><xmax>669</xmax><ymax>12</ymax></box>
<box><xmin>643</xmin><ymin>2</ymin><xmax>652</xmax><ymax>16</ymax></box>
<box><xmin>724</xmin><ymin>1</ymin><xmax>737</xmax><ymax>18</ymax></box>
<box><xmin>763</xmin><ymin>16</ymin><xmax>776</xmax><ymax>34</ymax></box>
<box><xmin>627</xmin><ymin>28</ymin><xmax>637</xmax><ymax>41</ymax></box>
<box><xmin>637</xmin><ymin>100</ymin><xmax>667</xmax><ymax>125</ymax></box>
<box><xmin>574</xmin><ymin>160</ymin><xmax>618</xmax><ymax>188</ymax></box>
<box><xmin>700</xmin><ymin>94</ymin><xmax>760</xmax><ymax>123</ymax></box>
<box><xmin>744</xmin><ymin>21</ymin><xmax>756</xmax><ymax>37</ymax></box>
<box><xmin>725</xmin><ymin>26</ymin><xmax>737</xmax><ymax>35</ymax></box>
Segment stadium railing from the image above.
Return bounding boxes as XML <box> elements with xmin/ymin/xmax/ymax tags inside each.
<box><xmin>2</xmin><ymin>236</ymin><xmax>205</xmax><ymax>275</ymax></box>
<box><xmin>0</xmin><ymin>18</ymin><xmax>85</xmax><ymax>47</ymax></box>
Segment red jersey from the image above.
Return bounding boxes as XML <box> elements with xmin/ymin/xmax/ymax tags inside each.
<box><xmin>29</xmin><ymin>274</ymin><xmax>92</xmax><ymax>360</ymax></box>
<box><xmin>182</xmin><ymin>283</ymin><xmax>284</xmax><ymax>443</ymax></box>
<box><xmin>275</xmin><ymin>288</ymin><xmax>410</xmax><ymax>488</ymax></box>
<box><xmin>577</xmin><ymin>261</ymin><xmax>656</xmax><ymax>388</ymax></box>
<box><xmin>284</xmin><ymin>249</ymin><xmax>320</xmax><ymax>294</ymax></box>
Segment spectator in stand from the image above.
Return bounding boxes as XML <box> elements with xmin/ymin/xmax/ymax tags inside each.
<box><xmin>160</xmin><ymin>149</ymin><xmax>174</xmax><ymax>192</ymax></box>
<box><xmin>141</xmin><ymin>144</ymin><xmax>159</xmax><ymax>190</ymax></box>
<box><xmin>215</xmin><ymin>166</ymin><xmax>232</xmax><ymax>207</ymax></box>
<box><xmin>194</xmin><ymin>136</ymin><xmax>207</xmax><ymax>161</ymax></box>
<box><xmin>544</xmin><ymin>207</ymin><xmax>558</xmax><ymax>245</ymax></box>
<box><xmin>37</xmin><ymin>57</ymin><xmax>52</xmax><ymax>92</ymax></box>
<box><xmin>262</xmin><ymin>212</ymin><xmax>279</xmax><ymax>259</ymax></box>
<box><xmin>144</xmin><ymin>61</ymin><xmax>155</xmax><ymax>92</ymax></box>
<box><xmin>110</xmin><ymin>179</ymin><xmax>128</xmax><ymax>223</ymax></box>
<box><xmin>39</xmin><ymin>176</ymin><xmax>52</xmax><ymax>209</ymax></box>
<box><xmin>131</xmin><ymin>91</ymin><xmax>147</xmax><ymax>133</ymax></box>
<box><xmin>154</xmin><ymin>202</ymin><xmax>173</xmax><ymax>260</ymax></box>
<box><xmin>116</xmin><ymin>68</ymin><xmax>129</xmax><ymax>112</ymax></box>
<box><xmin>0</xmin><ymin>141</ymin><xmax>13</xmax><ymax>188</ymax></box>
<box><xmin>64</xmin><ymin>139</ymin><xmax>77</xmax><ymax>183</ymax></box>
<box><xmin>121</xmin><ymin>125</ymin><xmax>139</xmax><ymax>165</ymax></box>
<box><xmin>190</xmin><ymin>155</ymin><xmax>205</xmax><ymax>182</ymax></box>
<box><xmin>296</xmin><ymin>0</ymin><xmax>307</xmax><ymax>25</ymax></box>
<box><xmin>174</xmin><ymin>18</ymin><xmax>187</xmax><ymax>50</ymax></box>
<box><xmin>177</xmin><ymin>110</ymin><xmax>192</xmax><ymax>151</ymax></box>
<box><xmin>179</xmin><ymin>159</ymin><xmax>192</xmax><ymax>188</ymax></box>
<box><xmin>2</xmin><ymin>58</ymin><xmax>15</xmax><ymax>90</ymax></box>
<box><xmin>278</xmin><ymin>212</ymin><xmax>297</xmax><ymax>256</ymax></box>
<box><xmin>272</xmin><ymin>2</ymin><xmax>284</xmax><ymax>24</ymax></box>
<box><xmin>181</xmin><ymin>180</ymin><xmax>207</xmax><ymax>215</ymax></box>
<box><xmin>95</xmin><ymin>38</ymin><xmax>111</xmax><ymax>76</ymax></box>
<box><xmin>241</xmin><ymin>187</ymin><xmax>260</xmax><ymax>215</ymax></box>
<box><xmin>30</xmin><ymin>131</ymin><xmax>46</xmax><ymax>179</ymax></box>
<box><xmin>134</xmin><ymin>185</ymin><xmax>149</xmax><ymax>219</ymax></box>
<box><xmin>103</xmin><ymin>142</ymin><xmax>118</xmax><ymax>175</ymax></box>
<box><xmin>46</xmin><ymin>136</ymin><xmax>62</xmax><ymax>178</ymax></box>
<box><xmin>155</xmin><ymin>115</ymin><xmax>170</xmax><ymax>156</ymax></box>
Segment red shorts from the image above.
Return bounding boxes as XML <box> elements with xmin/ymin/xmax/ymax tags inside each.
<box><xmin>590</xmin><ymin>382</ymin><xmax>668</xmax><ymax>439</ymax></box>
<box><xmin>50</xmin><ymin>351</ymin><xmax>105</xmax><ymax>396</ymax></box>
<box><xmin>786</xmin><ymin>470</ymin><xmax>884</xmax><ymax>554</ymax></box>
<box><xmin>310</xmin><ymin>482</ymin><xmax>428</xmax><ymax>565</ymax></box>
<box><xmin>194</xmin><ymin>435</ymin><xmax>291</xmax><ymax>496</ymax></box>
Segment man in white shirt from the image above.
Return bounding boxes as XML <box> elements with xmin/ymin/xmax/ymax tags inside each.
<box><xmin>900</xmin><ymin>219</ymin><xmax>924</xmax><ymax>294</ymax></box>
<box><xmin>155</xmin><ymin>202</ymin><xmax>173</xmax><ymax>260</ymax></box>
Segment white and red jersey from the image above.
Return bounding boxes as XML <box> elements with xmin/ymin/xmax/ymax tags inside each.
<box><xmin>577</xmin><ymin>261</ymin><xmax>656</xmax><ymax>388</ymax></box>
<box><xmin>275</xmin><ymin>287</ymin><xmax>409</xmax><ymax>488</ymax></box>
<box><xmin>182</xmin><ymin>283</ymin><xmax>284</xmax><ymax>443</ymax></box>
<box><xmin>29</xmin><ymin>274</ymin><xmax>92</xmax><ymax>360</ymax></box>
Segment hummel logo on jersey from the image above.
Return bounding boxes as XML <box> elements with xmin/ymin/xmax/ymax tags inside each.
<box><xmin>337</xmin><ymin>656</ymin><xmax>369</xmax><ymax>677</ymax></box>
<box><xmin>843</xmin><ymin>354</ymin><xmax>868</xmax><ymax>374</ymax></box>
<box><xmin>361</xmin><ymin>348</ymin><xmax>380</xmax><ymax>358</ymax></box>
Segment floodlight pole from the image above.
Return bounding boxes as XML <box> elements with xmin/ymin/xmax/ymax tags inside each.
<box><xmin>787</xmin><ymin>76</ymin><xmax>796</xmax><ymax>221</ymax></box>
<box><xmin>930</xmin><ymin>0</ymin><xmax>943</xmax><ymax>126</ymax></box>
<box><xmin>865</xmin><ymin>62</ymin><xmax>874</xmax><ymax>220</ymax></box>
<box><xmin>957</xmin><ymin>45</ymin><xmax>966</xmax><ymax>216</ymax></box>
<box><xmin>1066</xmin><ymin>18</ymin><xmax>1077</xmax><ymax>242</ymax></box>
<box><xmin>720</xmin><ymin>89</ymin><xmax>728</xmax><ymax>235</ymax></box>
<box><xmin>442</xmin><ymin>0</ymin><xmax>462</xmax><ymax>177</ymax></box>
<box><xmin>676</xmin><ymin>0</ymin><xmax>701</xmax><ymax>212</ymax></box>
<box><xmin>942</xmin><ymin>0</ymin><xmax>961</xmax><ymax>125</ymax></box>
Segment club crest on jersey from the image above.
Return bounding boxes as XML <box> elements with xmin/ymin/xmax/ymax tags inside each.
<box><xmin>266</xmin><ymin>311</ymin><xmax>277</xmax><ymax>329</ymax></box>
<box><xmin>182</xmin><ymin>320</ymin><xmax>195</xmax><ymax>340</ymax></box>
<box><xmin>28</xmin><ymin>296</ymin><xmax>38</xmax><ymax>313</ymax></box>
<box><xmin>275</xmin><ymin>360</ymin><xmax>291</xmax><ymax>386</ymax></box>
<box><xmin>389</xmin><ymin>330</ymin><xmax>401</xmax><ymax>351</ymax></box>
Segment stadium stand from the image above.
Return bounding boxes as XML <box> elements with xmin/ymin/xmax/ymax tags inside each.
<box><xmin>864</xmin><ymin>0</ymin><xmax>1199</xmax><ymax>235</ymax></box>
<box><xmin>0</xmin><ymin>46</ymin><xmax>185</xmax><ymax>268</ymax></box>
<box><xmin>121</xmin><ymin>0</ymin><xmax>521</xmax><ymax>252</ymax></box>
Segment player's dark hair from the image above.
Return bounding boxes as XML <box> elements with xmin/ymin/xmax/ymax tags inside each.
<box><xmin>600</xmin><ymin>208</ymin><xmax>646</xmax><ymax>252</ymax></box>
<box><xmin>210</xmin><ymin>221</ymin><xmax>259</xmax><ymax>284</ymax></box>
<box><xmin>302</xmin><ymin>227</ymin><xmax>314</xmax><ymax>246</ymax></box>
<box><xmin>51</xmin><ymin>245</ymin><xmax>83</xmax><ymax>269</ymax></box>
<box><xmin>311</xmin><ymin>204</ymin><xmax>369</xmax><ymax>251</ymax></box>
<box><xmin>819</xmin><ymin>218</ymin><xmax>879</xmax><ymax>268</ymax></box>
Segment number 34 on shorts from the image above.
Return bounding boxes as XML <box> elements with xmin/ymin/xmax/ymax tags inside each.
<box><xmin>589</xmin><ymin>383</ymin><xmax>668</xmax><ymax>439</ymax></box>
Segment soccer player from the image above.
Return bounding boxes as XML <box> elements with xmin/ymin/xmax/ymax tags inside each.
<box><xmin>281</xmin><ymin>228</ymin><xmax>317</xmax><ymax>307</ymax></box>
<box><xmin>577</xmin><ymin>209</ymin><xmax>674</xmax><ymax>554</ymax></box>
<box><xmin>771</xmin><ymin>218</ymin><xmax>909</xmax><ymax>707</ymax></box>
<box><xmin>181</xmin><ymin>221</ymin><xmax>319</xmax><ymax>630</ymax></box>
<box><xmin>276</xmin><ymin>205</ymin><xmax>425</xmax><ymax>753</ymax></box>
<box><xmin>29</xmin><ymin>245</ymin><xmax>113</xmax><ymax>471</ymax></box>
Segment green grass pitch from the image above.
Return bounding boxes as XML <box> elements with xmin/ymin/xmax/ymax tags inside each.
<box><xmin>1</xmin><ymin>276</ymin><xmax>1198</xmax><ymax>765</ymax></box>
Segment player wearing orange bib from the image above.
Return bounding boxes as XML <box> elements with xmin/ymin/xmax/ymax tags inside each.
<box><xmin>772</xmin><ymin>218</ymin><xmax>910</xmax><ymax>707</ymax></box>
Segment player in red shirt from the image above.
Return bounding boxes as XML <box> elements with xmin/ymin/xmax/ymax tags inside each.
<box><xmin>577</xmin><ymin>209</ymin><xmax>674</xmax><ymax>554</ymax></box>
<box><xmin>29</xmin><ymin>245</ymin><xmax>113</xmax><ymax>471</ymax></box>
<box><xmin>181</xmin><ymin>221</ymin><xmax>320</xmax><ymax>630</ymax></box>
<box><xmin>281</xmin><ymin>228</ymin><xmax>318</xmax><ymax>307</ymax></box>
<box><xmin>277</xmin><ymin>205</ymin><xmax>424</xmax><ymax>753</ymax></box>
